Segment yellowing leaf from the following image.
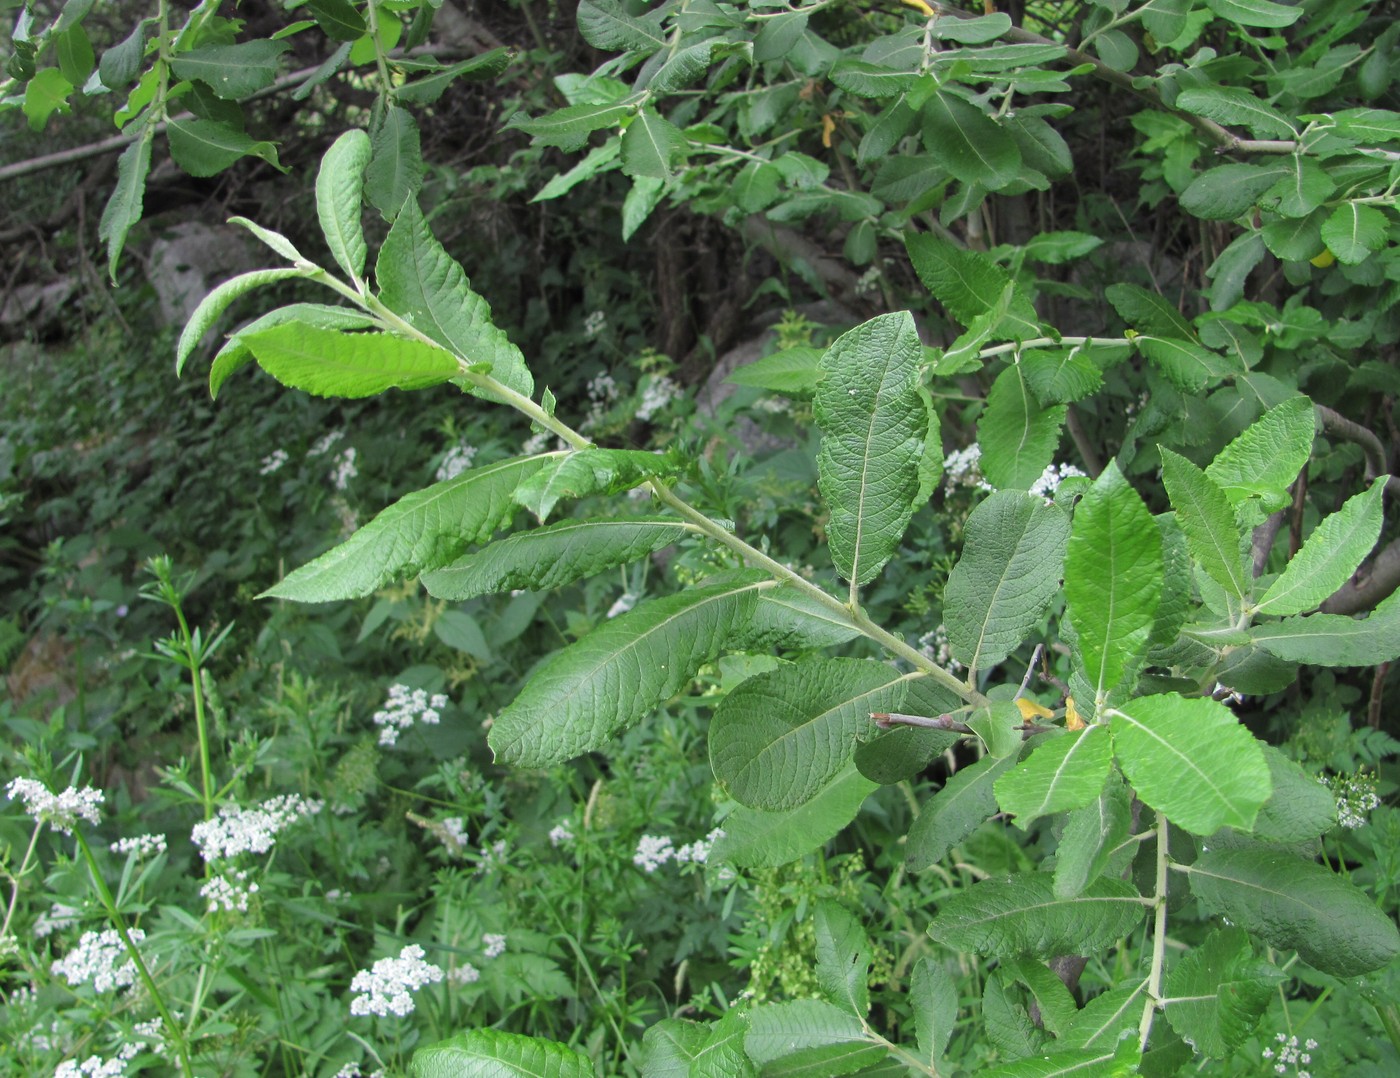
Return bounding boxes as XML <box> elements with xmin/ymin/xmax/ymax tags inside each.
<box><xmin>1065</xmin><ymin>697</ymin><xmax>1084</xmax><ymax>730</ymax></box>
<box><xmin>1015</xmin><ymin>698</ymin><xmax>1055</xmax><ymax>721</ymax></box>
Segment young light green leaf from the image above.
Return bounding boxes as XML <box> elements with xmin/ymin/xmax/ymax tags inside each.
<box><xmin>490</xmin><ymin>573</ymin><xmax>769</xmax><ymax>767</ymax></box>
<box><xmin>176</xmin><ymin>268</ymin><xmax>308</xmax><ymax>375</ymax></box>
<box><xmin>1162</xmin><ymin>926</ymin><xmax>1278</xmax><ymax>1060</ymax></box>
<box><xmin>209</xmin><ymin>303</ymin><xmax>377</xmax><ymax>397</ymax></box>
<box><xmin>1109</xmin><ymin>694</ymin><xmax>1271</xmax><ymax>835</ymax></box>
<box><xmin>1053</xmin><ymin>776</ymin><xmax>1133</xmax><ymax>898</ymax></box>
<box><xmin>814</xmin><ymin>901</ymin><xmax>872</xmax><ymax>1017</ymax></box>
<box><xmin>979</xmin><ymin>363</ymin><xmax>1066</xmax><ymax>490</ymax></box>
<box><xmin>168</xmin><ymin>40</ymin><xmax>289</xmax><ymax>100</ymax></box>
<box><xmin>1160</xmin><ymin>449</ymin><xmax>1251</xmax><ymax>603</ymax></box>
<box><xmin>1320</xmin><ymin>202</ymin><xmax>1389</xmax><ymax>265</ymax></box>
<box><xmin>1175</xmin><ymin>86</ymin><xmax>1295</xmax><ymax>138</ymax></box>
<box><xmin>929</xmin><ymin>873</ymin><xmax>1147</xmax><ymax>958</ymax></box>
<box><xmin>906</xmin><ymin>754</ymin><xmax>1017</xmax><ymax>870</ymax></box>
<box><xmin>364</xmin><ymin>105</ymin><xmax>422</xmax><ymax>220</ymax></box>
<box><xmin>904</xmin><ymin>233</ymin><xmax>1039</xmax><ymax>337</ymax></box>
<box><xmin>911</xmin><ymin>957</ymin><xmax>958</xmax><ymax>1064</ymax></box>
<box><xmin>99</xmin><ymin>133</ymin><xmax>151</xmax><ymax>281</ymax></box>
<box><xmin>533</xmin><ymin>139</ymin><xmax>621</xmax><ymax>203</ymax></box>
<box><xmin>1204</xmin><ymin>0</ymin><xmax>1303</xmax><ymax>27</ymax></box>
<box><xmin>410</xmin><ymin>1029</ymin><xmax>595</xmax><ymax>1077</ymax></box>
<box><xmin>1251</xmin><ymin>607</ymin><xmax>1400</xmax><ymax>666</ymax></box>
<box><xmin>315</xmin><ymin>128</ymin><xmax>372</xmax><ymax>281</ymax></box>
<box><xmin>376</xmin><ymin>199</ymin><xmax>535</xmax><ymax>401</ymax></box>
<box><xmin>726</xmin><ymin>346</ymin><xmax>822</xmax><ymax>396</ymax></box>
<box><xmin>621</xmin><ymin>107</ymin><xmax>685</xmax><ymax>179</ymax></box>
<box><xmin>239</xmin><ymin>323</ymin><xmax>459</xmax><ymax>398</ymax></box>
<box><xmin>1251</xmin><ymin>744</ymin><xmax>1337</xmax><ymax>842</ymax></box>
<box><xmin>944</xmin><ymin>491</ymin><xmax>1071</xmax><ymax>674</ymax></box>
<box><xmin>711</xmin><ymin>659</ymin><xmax>910</xmax><ymax>811</ymax></box>
<box><xmin>1256</xmin><ymin>478</ymin><xmax>1385</xmax><ymax>615</ymax></box>
<box><xmin>743</xmin><ymin>1000</ymin><xmax>875</xmax><ymax>1073</ymax></box>
<box><xmin>1188</xmin><ymin>849</ymin><xmax>1400</xmax><ymax>976</ymax></box>
<box><xmin>228</xmin><ymin>216</ymin><xmax>305</xmax><ymax>264</ymax></box>
<box><xmin>814</xmin><ymin>312</ymin><xmax>927</xmax><ymax>587</ymax></box>
<box><xmin>512</xmin><ymin>449</ymin><xmax>674</xmax><ymax>522</ymax></box>
<box><xmin>709</xmin><ymin>763</ymin><xmax>877</xmax><ymax>869</ymax></box>
<box><xmin>921</xmin><ymin>89</ymin><xmax>1021</xmax><ymax>190</ymax></box>
<box><xmin>261</xmin><ymin>455</ymin><xmax>546</xmax><ymax>601</ymax></box>
<box><xmin>507</xmin><ymin>101</ymin><xmax>636</xmax><ymax>151</ymax></box>
<box><xmin>166</xmin><ymin>117</ymin><xmax>282</xmax><ymax>177</ymax></box>
<box><xmin>1064</xmin><ymin>463</ymin><xmax>1163</xmax><ymax>704</ymax></box>
<box><xmin>994</xmin><ymin>727</ymin><xmax>1113</xmax><ymax>827</ymax></box>
<box><xmin>1205</xmin><ymin>396</ymin><xmax>1314</xmax><ymax>507</ymax></box>
<box><xmin>421</xmin><ymin>517</ymin><xmax>691</xmax><ymax>600</ymax></box>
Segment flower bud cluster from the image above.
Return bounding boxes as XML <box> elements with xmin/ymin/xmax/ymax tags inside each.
<box><xmin>373</xmin><ymin>684</ymin><xmax>449</xmax><ymax>747</ymax></box>
<box><xmin>6</xmin><ymin>778</ymin><xmax>103</xmax><ymax>834</ymax></box>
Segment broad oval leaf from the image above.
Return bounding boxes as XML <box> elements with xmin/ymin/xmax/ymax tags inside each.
<box><xmin>262</xmin><ymin>454</ymin><xmax>547</xmax><ymax>601</ymax></box>
<box><xmin>729</xmin><ymin>587</ymin><xmax>863</xmax><ymax>651</ymax></box>
<box><xmin>1321</xmin><ymin>202</ymin><xmax>1388</xmax><ymax>265</ymax></box>
<box><xmin>1175</xmin><ymin>86</ymin><xmax>1295</xmax><ymax>138</ymax></box>
<box><xmin>167</xmin><ymin>116</ymin><xmax>281</xmax><ymax>178</ymax></box>
<box><xmin>1161</xmin><ymin>926</ymin><xmax>1279</xmax><ymax>1060</ymax></box>
<box><xmin>1204</xmin><ymin>396</ymin><xmax>1314</xmax><ymax>507</ymax></box>
<box><xmin>410</xmin><ymin>1028</ymin><xmax>594</xmax><ymax>1078</ymax></box>
<box><xmin>1188</xmin><ymin>849</ymin><xmax>1400</xmax><ymax>976</ymax></box>
<box><xmin>1160</xmin><ymin>450</ymin><xmax>1251</xmax><ymax>604</ymax></box>
<box><xmin>1250</xmin><ymin>744</ymin><xmax>1337</xmax><ymax>842</ymax></box>
<box><xmin>921</xmin><ymin>89</ymin><xmax>1021</xmax><ymax>190</ymax></box>
<box><xmin>905</xmin><ymin>232</ymin><xmax>1039</xmax><ymax>336</ymax></box>
<box><xmin>813</xmin><ymin>901</ymin><xmax>873</xmax><ymax>1017</ymax></box>
<box><xmin>814</xmin><ymin>312</ymin><xmax>927</xmax><ymax>587</ymax></box>
<box><xmin>177</xmin><ymin>268</ymin><xmax>308</xmax><ymax>374</ymax></box>
<box><xmin>1136</xmin><ymin>336</ymin><xmax>1238</xmax><ymax>393</ymax></box>
<box><xmin>709</xmin><ymin>763</ymin><xmax>877</xmax><ymax>868</ymax></box>
<box><xmin>489</xmin><ymin>573</ymin><xmax>769</xmax><ymax>767</ymax></box>
<box><xmin>911</xmin><ymin>956</ymin><xmax>958</xmax><ymax>1063</ymax></box>
<box><xmin>209</xmin><ymin>303</ymin><xmax>377</xmax><ymax>397</ymax></box>
<box><xmin>944</xmin><ymin>490</ymin><xmax>1071</xmax><ymax>674</ymax></box>
<box><xmin>240</xmin><ymin>323</ymin><xmax>460</xmax><ymax>398</ymax></box>
<box><xmin>711</xmin><ymin>659</ymin><xmax>911</xmax><ymax>811</ymax></box>
<box><xmin>1109</xmin><ymin>694</ymin><xmax>1271</xmax><ymax>835</ymax></box>
<box><xmin>929</xmin><ymin>873</ymin><xmax>1147</xmax><ymax>958</ymax></box>
<box><xmin>1251</xmin><ymin>607</ymin><xmax>1400</xmax><ymax>666</ymax></box>
<box><xmin>979</xmin><ymin>363</ymin><xmax>1066</xmax><ymax>490</ymax></box>
<box><xmin>316</xmin><ymin>128</ymin><xmax>372</xmax><ymax>281</ymax></box>
<box><xmin>620</xmin><ymin>106</ymin><xmax>684</xmax><ymax>179</ymax></box>
<box><xmin>743</xmin><ymin>1000</ymin><xmax>875</xmax><ymax>1073</ymax></box>
<box><xmin>1256</xmin><ymin>478</ymin><xmax>1385</xmax><ymax>615</ymax></box>
<box><xmin>1053</xmin><ymin>776</ymin><xmax>1133</xmax><ymax>898</ymax></box>
<box><xmin>994</xmin><ymin>726</ymin><xmax>1113</xmax><ymax>827</ymax></box>
<box><xmin>168</xmin><ymin>39</ymin><xmax>289</xmax><ymax>100</ymax></box>
<box><xmin>1204</xmin><ymin>0</ymin><xmax>1303</xmax><ymax>28</ymax></box>
<box><xmin>421</xmin><ymin>517</ymin><xmax>691</xmax><ymax>600</ymax></box>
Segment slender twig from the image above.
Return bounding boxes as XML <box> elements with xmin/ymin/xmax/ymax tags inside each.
<box><xmin>1138</xmin><ymin>811</ymin><xmax>1171</xmax><ymax>1050</ymax></box>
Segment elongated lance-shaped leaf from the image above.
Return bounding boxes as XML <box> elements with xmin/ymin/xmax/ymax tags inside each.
<box><xmin>979</xmin><ymin>1042</ymin><xmax>1140</xmax><ymax>1077</ymax></box>
<box><xmin>1205</xmin><ymin>396</ymin><xmax>1315</xmax><ymax>508</ymax></box>
<box><xmin>691</xmin><ymin>1008</ymin><xmax>756</xmax><ymax>1078</ymax></box>
<box><xmin>176</xmin><ymin>268</ymin><xmax>308</xmax><ymax>375</ymax></box>
<box><xmin>1251</xmin><ymin>605</ymin><xmax>1400</xmax><ymax>666</ymax></box>
<box><xmin>979</xmin><ymin>363</ymin><xmax>1066</xmax><ymax>490</ymax></box>
<box><xmin>1162</xmin><ymin>926</ymin><xmax>1279</xmax><ymax>1060</ymax></box>
<box><xmin>410</xmin><ymin>1028</ymin><xmax>595</xmax><ymax>1078</ymax></box>
<box><xmin>904</xmin><ymin>233</ymin><xmax>1039</xmax><ymax>338</ymax></box>
<box><xmin>364</xmin><ymin>104</ymin><xmax>422</xmax><ymax>220</ymax></box>
<box><xmin>240</xmin><ymin>323</ymin><xmax>459</xmax><ymax>398</ymax></box>
<box><xmin>710</xmin><ymin>659</ymin><xmax>911</xmax><ymax>811</ymax></box>
<box><xmin>1063</xmin><ymin>462</ymin><xmax>1162</xmax><ymax>706</ymax></box>
<box><xmin>1053</xmin><ymin>775</ymin><xmax>1132</xmax><ymax>898</ymax></box>
<box><xmin>1109</xmin><ymin>694</ymin><xmax>1270</xmax><ymax>835</ymax></box>
<box><xmin>315</xmin><ymin>128</ymin><xmax>371</xmax><ymax>282</ymax></box>
<box><xmin>1057</xmin><ymin>983</ymin><xmax>1147</xmax><ymax>1051</ymax></box>
<box><xmin>815</xmin><ymin>312</ymin><xmax>927</xmax><ymax>587</ymax></box>
<box><xmin>99</xmin><ymin>131</ymin><xmax>151</xmax><ymax>281</ymax></box>
<box><xmin>929</xmin><ymin>873</ymin><xmax>1147</xmax><ymax>958</ymax></box>
<box><xmin>944</xmin><ymin>490</ymin><xmax>1071</xmax><ymax>674</ymax></box>
<box><xmin>910</xmin><ymin>956</ymin><xmax>958</xmax><ymax>1064</ymax></box>
<box><xmin>743</xmin><ymin>1000</ymin><xmax>880</xmax><ymax>1074</ymax></box>
<box><xmin>490</xmin><ymin>573</ymin><xmax>769</xmax><ymax>767</ymax></box>
<box><xmin>729</xmin><ymin>587</ymin><xmax>863</xmax><ymax>651</ymax></box>
<box><xmin>1187</xmin><ymin>849</ymin><xmax>1400</xmax><ymax>976</ymax></box>
<box><xmin>228</xmin><ymin>216</ymin><xmax>306</xmax><ymax>263</ymax></box>
<box><xmin>1255</xmin><ymin>477</ymin><xmax>1385</xmax><ymax>615</ymax></box>
<box><xmin>709</xmin><ymin>762</ymin><xmax>876</xmax><ymax>869</ymax></box>
<box><xmin>421</xmin><ymin>517</ymin><xmax>691</xmax><ymax>600</ymax></box>
<box><xmin>640</xmin><ymin>1019</ymin><xmax>708</xmax><ymax>1075</ymax></box>
<box><xmin>262</xmin><ymin>455</ymin><xmax>548</xmax><ymax>602</ymax></box>
<box><xmin>906</xmin><ymin>753</ymin><xmax>1016</xmax><ymax>870</ymax></box>
<box><xmin>512</xmin><ymin>449</ymin><xmax>676</xmax><ymax>522</ymax></box>
<box><xmin>994</xmin><ymin>726</ymin><xmax>1113</xmax><ymax>827</ymax></box>
<box><xmin>376</xmin><ymin>199</ymin><xmax>534</xmax><ymax>401</ymax></box>
<box><xmin>813</xmin><ymin>901</ymin><xmax>872</xmax><ymax>1017</ymax></box>
<box><xmin>1160</xmin><ymin>449</ymin><xmax>1251</xmax><ymax>604</ymax></box>
<box><xmin>210</xmin><ymin>303</ymin><xmax>378</xmax><ymax>398</ymax></box>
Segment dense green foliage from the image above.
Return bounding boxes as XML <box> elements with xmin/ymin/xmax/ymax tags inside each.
<box><xmin>4</xmin><ymin>0</ymin><xmax>1400</xmax><ymax>1076</ymax></box>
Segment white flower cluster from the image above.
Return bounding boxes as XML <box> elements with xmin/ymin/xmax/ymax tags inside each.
<box><xmin>435</xmin><ymin>443</ymin><xmax>477</xmax><ymax>482</ymax></box>
<box><xmin>482</xmin><ymin>932</ymin><xmax>507</xmax><ymax>959</ymax></box>
<box><xmin>636</xmin><ymin>375</ymin><xmax>680</xmax><ymax>422</ymax></box>
<box><xmin>633</xmin><ymin>829</ymin><xmax>725</xmax><ymax>873</ymax></box>
<box><xmin>51</xmin><ymin>928</ymin><xmax>144</xmax><ymax>993</ymax></box>
<box><xmin>583</xmin><ymin>310</ymin><xmax>607</xmax><ymax>340</ymax></box>
<box><xmin>441</xmin><ymin>816</ymin><xmax>468</xmax><ymax>854</ymax></box>
<box><xmin>583</xmin><ymin>371</ymin><xmax>620</xmax><ymax>430</ymax></box>
<box><xmin>349</xmin><ymin>944</ymin><xmax>444</xmax><ymax>1018</ymax></box>
<box><xmin>310</xmin><ymin>430</ymin><xmax>345</xmax><ymax>456</ymax></box>
<box><xmin>111</xmin><ymin>833</ymin><xmax>167</xmax><ymax>858</ymax></box>
<box><xmin>330</xmin><ymin>447</ymin><xmax>359</xmax><ymax>491</ymax></box>
<box><xmin>942</xmin><ymin>445</ymin><xmax>994</xmax><ymax>495</ymax></box>
<box><xmin>34</xmin><ymin>901</ymin><xmax>83</xmax><ymax>938</ymax></box>
<box><xmin>523</xmin><ymin>430</ymin><xmax>566</xmax><ymax>455</ymax></box>
<box><xmin>54</xmin><ymin>1044</ymin><xmax>139</xmax><ymax>1078</ymax></box>
<box><xmin>259</xmin><ymin>449</ymin><xmax>289</xmax><ymax>475</ymax></box>
<box><xmin>549</xmin><ymin>821</ymin><xmax>575</xmax><ymax>847</ymax></box>
<box><xmin>448</xmin><ymin>962</ymin><xmax>481</xmax><ymax>985</ymax></box>
<box><xmin>373</xmin><ymin>683</ymin><xmax>449</xmax><ymax>747</ymax></box>
<box><xmin>606</xmin><ymin>591</ymin><xmax>640</xmax><ymax>619</ymax></box>
<box><xmin>334</xmin><ymin>1064</ymin><xmax>387</xmax><ymax>1078</ymax></box>
<box><xmin>6</xmin><ymin>778</ymin><xmax>103</xmax><ymax>834</ymax></box>
<box><xmin>918</xmin><ymin>624</ymin><xmax>963</xmax><ymax>675</ymax></box>
<box><xmin>1029</xmin><ymin>461</ymin><xmax>1087</xmax><ymax>501</ymax></box>
<box><xmin>200</xmin><ymin>869</ymin><xmax>260</xmax><ymax>913</ymax></box>
<box><xmin>1262</xmin><ymin>1033</ymin><xmax>1317</xmax><ymax>1076</ymax></box>
<box><xmin>191</xmin><ymin>794</ymin><xmax>323</xmax><ymax>862</ymax></box>
<box><xmin>1321</xmin><ymin>772</ymin><xmax>1381</xmax><ymax>829</ymax></box>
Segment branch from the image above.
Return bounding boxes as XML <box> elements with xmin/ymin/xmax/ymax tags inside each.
<box><xmin>1321</xmin><ymin>535</ymin><xmax>1400</xmax><ymax>615</ymax></box>
<box><xmin>1315</xmin><ymin>403</ymin><xmax>1400</xmax><ymax>497</ymax></box>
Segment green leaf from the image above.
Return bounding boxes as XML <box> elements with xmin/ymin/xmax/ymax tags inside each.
<box><xmin>169</xmin><ymin>40</ymin><xmax>289</xmax><ymax>100</ymax></box>
<box><xmin>854</xmin><ymin>725</ymin><xmax>961</xmax><ymax>785</ymax></box>
<box><xmin>1188</xmin><ymin>849</ymin><xmax>1400</xmax><ymax>976</ymax></box>
<box><xmin>1175</xmin><ymin>87</ymin><xmax>1295</xmax><ymax>138</ymax></box>
<box><xmin>904</xmin><ymin>233</ymin><xmax>1039</xmax><ymax>337</ymax></box>
<box><xmin>1261</xmin><ymin>208</ymin><xmax>1326</xmax><ymax>262</ymax></box>
<box><xmin>1263</xmin><ymin>157</ymin><xmax>1335</xmax><ymax>218</ymax></box>
<box><xmin>434</xmin><ymin>609</ymin><xmax>491</xmax><ymax>661</ymax></box>
<box><xmin>166</xmin><ymin>116</ymin><xmax>281</xmax><ymax>177</ymax></box>
<box><xmin>830</xmin><ymin>59</ymin><xmax>916</xmax><ymax>98</ymax></box>
<box><xmin>262</xmin><ymin>455</ymin><xmax>546</xmax><ymax>601</ymax></box>
<box><xmin>1160</xmin><ymin>449</ymin><xmax>1251</xmax><ymax>603</ymax></box>
<box><xmin>376</xmin><ymin>199</ymin><xmax>534</xmax><ymax>401</ymax></box>
<box><xmin>1058</xmin><ymin>984</ymin><xmax>1147</xmax><ymax>1051</ymax></box>
<box><xmin>176</xmin><ymin>268</ymin><xmax>308</xmax><ymax>375</ymax></box>
<box><xmin>929</xmin><ymin>873</ymin><xmax>1147</xmax><ymax>958</ymax></box>
<box><xmin>239</xmin><ymin>323</ymin><xmax>459</xmax><ymax>398</ymax></box>
<box><xmin>980</xmin><ymin>1043</ymin><xmax>1140</xmax><ymax>1077</ymax></box>
<box><xmin>1251</xmin><ymin>607</ymin><xmax>1400</xmax><ymax>666</ymax></box>
<box><xmin>732</xmin><ymin>160</ymin><xmax>783</xmax><ymax>214</ymax></box>
<box><xmin>944</xmin><ymin>491</ymin><xmax>1071</xmax><ymax>673</ymax></box>
<box><xmin>508</xmin><ymin>101</ymin><xmax>635</xmax><ymax>151</ymax></box>
<box><xmin>1105</xmin><ymin>283</ymin><xmax>1195</xmax><ymax>340</ymax></box>
<box><xmin>55</xmin><ymin>24</ymin><xmax>94</xmax><ymax>86</ymax></box>
<box><xmin>1251</xmin><ymin>745</ymin><xmax>1337</xmax><ymax>845</ymax></box>
<box><xmin>316</xmin><ymin>128</ymin><xmax>372</xmax><ymax>281</ymax></box>
<box><xmin>22</xmin><ymin>68</ymin><xmax>73</xmax><ymax>131</ymax></box>
<box><xmin>1256</xmin><ymin>479</ymin><xmax>1385</xmax><ymax>615</ymax></box>
<box><xmin>99</xmin><ymin>133</ymin><xmax>151</xmax><ymax>281</ymax></box>
<box><xmin>910</xmin><ymin>956</ymin><xmax>958</xmax><ymax>1063</ymax></box>
<box><xmin>1162</xmin><ymin>926</ymin><xmax>1278</xmax><ymax>1060</ymax></box>
<box><xmin>1320</xmin><ymin>202</ymin><xmax>1389</xmax><ymax>265</ymax></box>
<box><xmin>640</xmin><ymin>1019</ymin><xmax>709</xmax><ymax>1077</ymax></box>
<box><xmin>228</xmin><ymin>216</ymin><xmax>305</xmax><ymax>263</ymax></box>
<box><xmin>1206</xmin><ymin>232</ymin><xmax>1267</xmax><ymax>311</ymax></box>
<box><xmin>814</xmin><ymin>902</ymin><xmax>872</xmax><ymax>1016</ymax></box>
<box><xmin>711</xmin><ymin>659</ymin><xmax>909</xmax><ymax>811</ymax></box>
<box><xmin>743</xmin><ymin>1000</ymin><xmax>879</xmax><ymax>1076</ymax></box>
<box><xmin>1136</xmin><ymin>336</ymin><xmax>1238</xmax><ymax>393</ymax></box>
<box><xmin>1205</xmin><ymin>396</ymin><xmax>1314</xmax><ymax>507</ymax></box>
<box><xmin>410</xmin><ymin>1029</ymin><xmax>595</xmax><ymax>1077</ymax></box>
<box><xmin>512</xmin><ymin>449</ymin><xmax>674</xmax><ymax>522</ymax></box>
<box><xmin>643</xmin><ymin>41</ymin><xmax>715</xmax><ymax>94</ymax></box>
<box><xmin>209</xmin><ymin>304</ymin><xmax>376</xmax><ymax>397</ymax></box>
<box><xmin>979</xmin><ymin>364</ymin><xmax>1066</xmax><ymax>490</ymax></box>
<box><xmin>577</xmin><ymin>0</ymin><xmax>667</xmax><ymax>52</ymax></box>
<box><xmin>1064</xmin><ymin>463</ymin><xmax>1163</xmax><ymax>704</ymax></box>
<box><xmin>1053</xmin><ymin>776</ymin><xmax>1133</xmax><ymax>898</ymax></box>
<box><xmin>533</xmin><ymin>139</ymin><xmax>622</xmax><ymax>203</ymax></box>
<box><xmin>994</xmin><ymin>727</ymin><xmax>1114</xmax><ymax>827</ymax></box>
<box><xmin>1204</xmin><ymin>0</ymin><xmax>1303</xmax><ymax>27</ymax></box>
<box><xmin>1180</xmin><ymin>163</ymin><xmax>1293</xmax><ymax>221</ymax></box>
<box><xmin>99</xmin><ymin>20</ymin><xmax>147</xmax><ymax>90</ymax></box>
<box><xmin>726</xmin><ymin>346</ymin><xmax>821</xmax><ymax>396</ymax></box>
<box><xmin>814</xmin><ymin>313</ymin><xmax>927</xmax><ymax>587</ymax></box>
<box><xmin>982</xmin><ymin>971</ymin><xmax>1047</xmax><ymax>1061</ymax></box>
<box><xmin>489</xmin><ymin>573</ymin><xmax>769</xmax><ymax>767</ymax></box>
<box><xmin>1009</xmin><ymin>958</ymin><xmax>1077</xmax><ymax>1035</ymax></box>
<box><xmin>689</xmin><ymin>1007</ymin><xmax>756</xmax><ymax>1078</ymax></box>
<box><xmin>1142</xmin><ymin>0</ymin><xmax>1192</xmax><ymax>43</ymax></box>
<box><xmin>621</xmin><ymin>107</ymin><xmax>685</xmax><ymax>179</ymax></box>
<box><xmin>395</xmin><ymin>51</ymin><xmax>513</xmax><ymax>105</ymax></box>
<box><xmin>621</xmin><ymin>175</ymin><xmax>666</xmax><ymax>241</ymax></box>
<box><xmin>1021</xmin><ymin>348</ymin><xmax>1103</xmax><ymax>404</ymax></box>
<box><xmin>364</xmin><ymin>105</ymin><xmax>422</xmax><ymax>220</ymax></box>
<box><xmin>1109</xmin><ymin>694</ymin><xmax>1271</xmax><ymax>835</ymax></box>
<box><xmin>709</xmin><ymin>763</ymin><xmax>877</xmax><ymax>868</ymax></box>
<box><xmin>731</xmin><ymin>587</ymin><xmax>862</xmax><ymax>651</ymax></box>
<box><xmin>906</xmin><ymin>753</ymin><xmax>1017</xmax><ymax>870</ymax></box>
<box><xmin>306</xmin><ymin>0</ymin><xmax>367</xmax><ymax>41</ymax></box>
<box><xmin>921</xmin><ymin>89</ymin><xmax>1021</xmax><ymax>190</ymax></box>
<box><xmin>421</xmin><ymin>517</ymin><xmax>691</xmax><ymax>600</ymax></box>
